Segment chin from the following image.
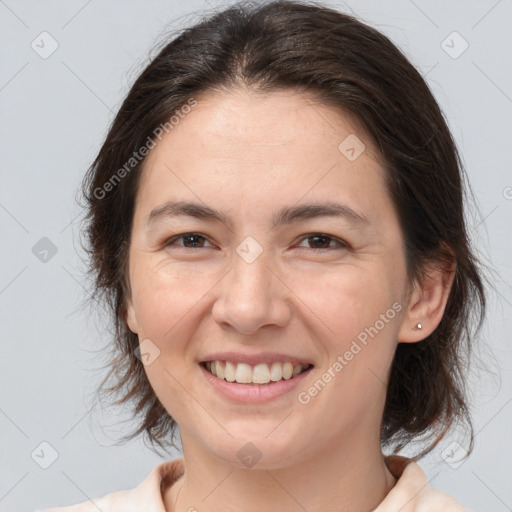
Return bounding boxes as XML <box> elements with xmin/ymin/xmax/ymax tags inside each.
<box><xmin>206</xmin><ymin>429</ymin><xmax>308</xmax><ymax>470</ymax></box>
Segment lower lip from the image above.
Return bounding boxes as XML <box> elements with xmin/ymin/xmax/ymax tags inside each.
<box><xmin>199</xmin><ymin>363</ymin><xmax>313</xmax><ymax>403</ymax></box>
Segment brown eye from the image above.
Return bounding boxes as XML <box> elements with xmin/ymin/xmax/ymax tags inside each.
<box><xmin>163</xmin><ymin>233</ymin><xmax>212</xmax><ymax>249</ymax></box>
<box><xmin>295</xmin><ymin>233</ymin><xmax>348</xmax><ymax>252</ymax></box>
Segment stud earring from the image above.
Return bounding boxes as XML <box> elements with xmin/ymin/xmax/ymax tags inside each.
<box><xmin>416</xmin><ymin>323</ymin><xmax>422</xmax><ymax>329</ymax></box>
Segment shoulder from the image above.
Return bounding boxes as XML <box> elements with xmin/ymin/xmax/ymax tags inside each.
<box><xmin>37</xmin><ymin>457</ymin><xmax>185</xmax><ymax>512</ymax></box>
<box><xmin>376</xmin><ymin>455</ymin><xmax>468</xmax><ymax>512</ymax></box>
<box><xmin>36</xmin><ymin>487</ymin><xmax>137</xmax><ymax>512</ymax></box>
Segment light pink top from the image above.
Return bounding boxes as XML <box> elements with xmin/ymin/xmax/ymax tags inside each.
<box><xmin>38</xmin><ymin>455</ymin><xmax>468</xmax><ymax>511</ymax></box>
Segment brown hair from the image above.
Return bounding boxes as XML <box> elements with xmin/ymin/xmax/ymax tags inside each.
<box><xmin>80</xmin><ymin>0</ymin><xmax>486</xmax><ymax>458</ymax></box>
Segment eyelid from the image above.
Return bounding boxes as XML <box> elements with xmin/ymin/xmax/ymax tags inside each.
<box><xmin>162</xmin><ymin>232</ymin><xmax>215</xmax><ymax>249</ymax></box>
<box><xmin>295</xmin><ymin>233</ymin><xmax>349</xmax><ymax>251</ymax></box>
<box><xmin>162</xmin><ymin>232</ymin><xmax>349</xmax><ymax>252</ymax></box>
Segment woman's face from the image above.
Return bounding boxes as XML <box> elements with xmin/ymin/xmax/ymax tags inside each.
<box><xmin>126</xmin><ymin>88</ymin><xmax>412</xmax><ymax>467</ymax></box>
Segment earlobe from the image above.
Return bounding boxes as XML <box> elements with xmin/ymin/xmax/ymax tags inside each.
<box><xmin>122</xmin><ymin>266</ymin><xmax>139</xmax><ymax>334</ymax></box>
<box><xmin>398</xmin><ymin>260</ymin><xmax>456</xmax><ymax>343</ymax></box>
<box><xmin>125</xmin><ymin>295</ymin><xmax>139</xmax><ymax>334</ymax></box>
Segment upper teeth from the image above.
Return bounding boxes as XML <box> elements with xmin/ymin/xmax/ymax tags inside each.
<box><xmin>205</xmin><ymin>361</ymin><xmax>308</xmax><ymax>384</ymax></box>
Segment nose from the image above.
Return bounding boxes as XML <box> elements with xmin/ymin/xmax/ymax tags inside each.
<box><xmin>211</xmin><ymin>244</ymin><xmax>292</xmax><ymax>335</ymax></box>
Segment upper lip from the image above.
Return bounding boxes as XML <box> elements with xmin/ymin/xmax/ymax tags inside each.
<box><xmin>199</xmin><ymin>351</ymin><xmax>314</xmax><ymax>367</ymax></box>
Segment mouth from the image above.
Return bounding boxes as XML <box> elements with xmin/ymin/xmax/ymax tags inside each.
<box><xmin>200</xmin><ymin>360</ymin><xmax>314</xmax><ymax>385</ymax></box>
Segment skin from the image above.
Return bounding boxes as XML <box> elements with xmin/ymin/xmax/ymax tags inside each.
<box><xmin>125</xmin><ymin>87</ymin><xmax>455</xmax><ymax>512</ymax></box>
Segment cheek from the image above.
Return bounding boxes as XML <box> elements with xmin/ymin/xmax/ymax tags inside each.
<box><xmin>294</xmin><ymin>263</ymin><xmax>401</xmax><ymax>390</ymax></box>
<box><xmin>131</xmin><ymin>262</ymin><xmax>207</xmax><ymax>419</ymax></box>
<box><xmin>131</xmin><ymin>258</ymin><xmax>210</xmax><ymax>340</ymax></box>
<box><xmin>289</xmin><ymin>262</ymin><xmax>400</xmax><ymax>339</ymax></box>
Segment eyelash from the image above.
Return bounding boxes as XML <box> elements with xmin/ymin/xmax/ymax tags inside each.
<box><xmin>162</xmin><ymin>232</ymin><xmax>349</xmax><ymax>253</ymax></box>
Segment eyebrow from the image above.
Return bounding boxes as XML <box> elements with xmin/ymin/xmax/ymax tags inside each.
<box><xmin>146</xmin><ymin>200</ymin><xmax>370</xmax><ymax>229</ymax></box>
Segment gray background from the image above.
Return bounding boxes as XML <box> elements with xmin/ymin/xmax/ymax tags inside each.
<box><xmin>0</xmin><ymin>0</ymin><xmax>511</xmax><ymax>510</ymax></box>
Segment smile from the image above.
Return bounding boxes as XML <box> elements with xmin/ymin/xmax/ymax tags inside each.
<box><xmin>202</xmin><ymin>360</ymin><xmax>313</xmax><ymax>384</ymax></box>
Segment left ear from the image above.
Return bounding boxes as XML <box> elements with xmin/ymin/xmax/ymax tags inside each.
<box><xmin>398</xmin><ymin>254</ymin><xmax>456</xmax><ymax>343</ymax></box>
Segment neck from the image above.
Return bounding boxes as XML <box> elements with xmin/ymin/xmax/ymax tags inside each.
<box><xmin>164</xmin><ymin>433</ymin><xmax>397</xmax><ymax>512</ymax></box>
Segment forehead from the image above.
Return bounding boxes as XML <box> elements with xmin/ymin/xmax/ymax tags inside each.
<box><xmin>134</xmin><ymin>87</ymin><xmax>391</xmax><ymax>225</ymax></box>
<box><xmin>157</xmin><ymin>87</ymin><xmax>376</xmax><ymax>152</ymax></box>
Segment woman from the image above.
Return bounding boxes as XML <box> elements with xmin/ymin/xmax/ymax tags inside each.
<box><xmin>41</xmin><ymin>0</ymin><xmax>486</xmax><ymax>510</ymax></box>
